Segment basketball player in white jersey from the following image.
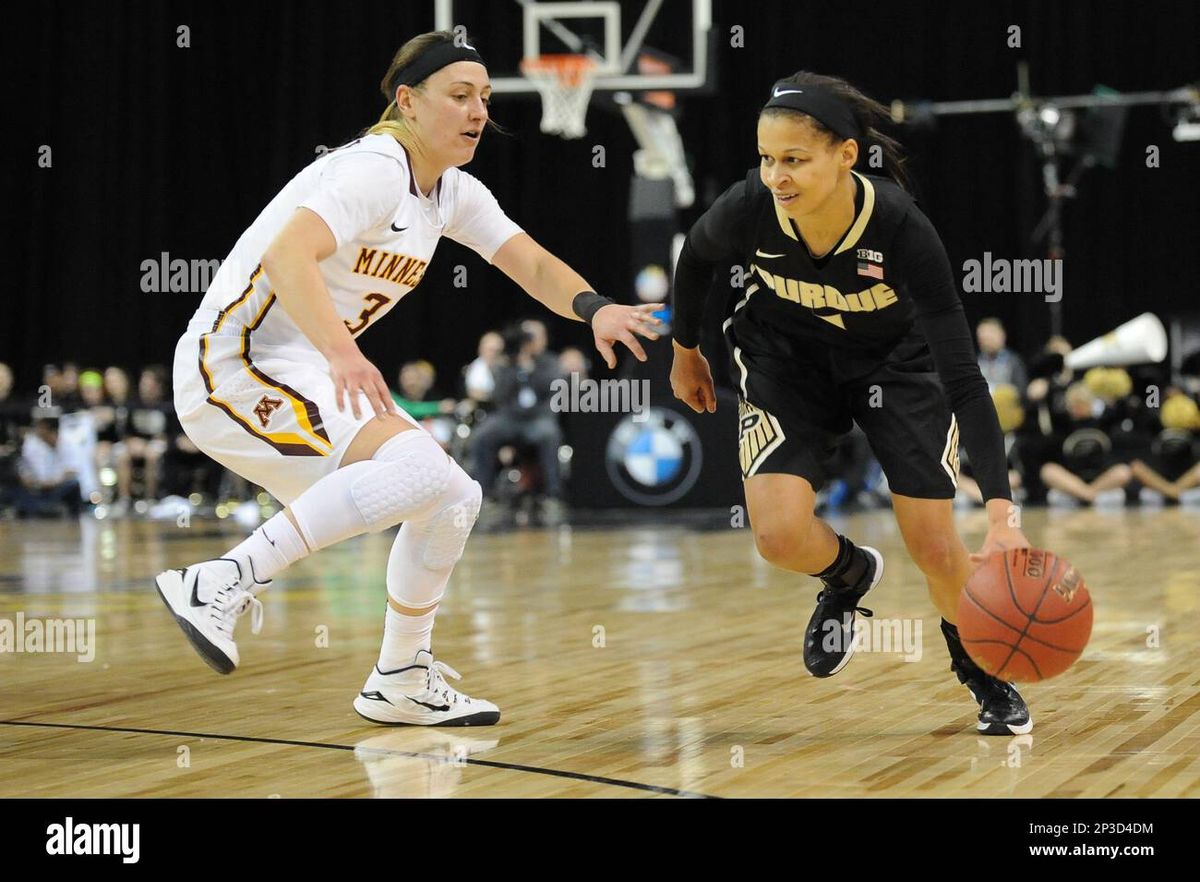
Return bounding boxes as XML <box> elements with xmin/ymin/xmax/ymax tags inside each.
<box><xmin>157</xmin><ymin>31</ymin><xmax>658</xmax><ymax>726</ymax></box>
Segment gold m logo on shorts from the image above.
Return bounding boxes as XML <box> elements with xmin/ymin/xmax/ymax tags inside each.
<box><xmin>738</xmin><ymin>399</ymin><xmax>785</xmax><ymax>478</ymax></box>
<box><xmin>254</xmin><ymin>394</ymin><xmax>285</xmax><ymax>428</ymax></box>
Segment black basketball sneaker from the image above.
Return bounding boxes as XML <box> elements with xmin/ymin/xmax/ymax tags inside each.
<box><xmin>803</xmin><ymin>545</ymin><xmax>884</xmax><ymax>677</ymax></box>
<box><xmin>940</xmin><ymin>619</ymin><xmax>1033</xmax><ymax>735</ymax></box>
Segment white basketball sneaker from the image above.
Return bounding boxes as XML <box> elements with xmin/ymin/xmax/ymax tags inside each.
<box><xmin>354</xmin><ymin>650</ymin><xmax>500</xmax><ymax>727</ymax></box>
<box><xmin>154</xmin><ymin>558</ymin><xmax>266</xmax><ymax>674</ymax></box>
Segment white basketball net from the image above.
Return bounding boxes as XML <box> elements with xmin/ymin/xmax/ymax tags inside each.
<box><xmin>521</xmin><ymin>56</ymin><xmax>597</xmax><ymax>139</ymax></box>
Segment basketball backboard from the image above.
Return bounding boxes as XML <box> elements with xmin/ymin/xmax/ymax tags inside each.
<box><xmin>433</xmin><ymin>0</ymin><xmax>712</xmax><ymax>94</ymax></box>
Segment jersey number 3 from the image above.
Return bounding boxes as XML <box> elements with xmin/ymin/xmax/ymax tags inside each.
<box><xmin>344</xmin><ymin>292</ymin><xmax>392</xmax><ymax>335</ymax></box>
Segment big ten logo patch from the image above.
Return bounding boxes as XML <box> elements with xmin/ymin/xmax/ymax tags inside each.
<box><xmin>254</xmin><ymin>394</ymin><xmax>285</xmax><ymax>428</ymax></box>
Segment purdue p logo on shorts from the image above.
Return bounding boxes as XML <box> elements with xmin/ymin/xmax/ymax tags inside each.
<box><xmin>738</xmin><ymin>399</ymin><xmax>785</xmax><ymax>478</ymax></box>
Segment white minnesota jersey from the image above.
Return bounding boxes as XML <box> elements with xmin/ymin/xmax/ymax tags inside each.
<box><xmin>179</xmin><ymin>133</ymin><xmax>522</xmax><ymax>416</ymax></box>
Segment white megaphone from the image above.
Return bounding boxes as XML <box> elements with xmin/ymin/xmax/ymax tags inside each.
<box><xmin>1065</xmin><ymin>312</ymin><xmax>1168</xmax><ymax>369</ymax></box>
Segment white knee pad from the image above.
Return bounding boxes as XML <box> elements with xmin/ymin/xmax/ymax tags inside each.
<box><xmin>349</xmin><ymin>431</ymin><xmax>453</xmax><ymax>532</ymax></box>
<box><xmin>385</xmin><ymin>464</ymin><xmax>481</xmax><ymax>609</ymax></box>
<box><xmin>420</xmin><ymin>465</ymin><xmax>482</xmax><ymax>569</ymax></box>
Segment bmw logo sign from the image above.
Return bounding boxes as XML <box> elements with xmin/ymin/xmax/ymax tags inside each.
<box><xmin>605</xmin><ymin>407</ymin><xmax>703</xmax><ymax>505</ymax></box>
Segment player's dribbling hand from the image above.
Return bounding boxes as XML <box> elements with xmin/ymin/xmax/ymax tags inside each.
<box><xmin>970</xmin><ymin>522</ymin><xmax>1031</xmax><ymax>568</ymax></box>
<box><xmin>670</xmin><ymin>341</ymin><xmax>717</xmax><ymax>414</ymax></box>
<box><xmin>328</xmin><ymin>347</ymin><xmax>396</xmax><ymax>420</ymax></box>
<box><xmin>591</xmin><ymin>303</ymin><xmax>662</xmax><ymax>369</ymax></box>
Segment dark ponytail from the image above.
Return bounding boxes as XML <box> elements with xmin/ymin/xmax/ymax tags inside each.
<box><xmin>761</xmin><ymin>71</ymin><xmax>911</xmax><ymax>193</ymax></box>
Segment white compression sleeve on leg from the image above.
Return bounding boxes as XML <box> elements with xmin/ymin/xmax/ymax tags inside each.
<box><xmin>289</xmin><ymin>431</ymin><xmax>453</xmax><ymax>552</ymax></box>
<box><xmin>386</xmin><ymin>461</ymin><xmax>482</xmax><ymax>608</ymax></box>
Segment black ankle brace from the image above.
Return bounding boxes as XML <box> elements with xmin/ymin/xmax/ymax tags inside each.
<box><xmin>813</xmin><ymin>534</ymin><xmax>869</xmax><ymax>589</ymax></box>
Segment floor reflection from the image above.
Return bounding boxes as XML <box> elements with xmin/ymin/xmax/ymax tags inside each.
<box><xmin>353</xmin><ymin>729</ymin><xmax>502</xmax><ymax>798</ymax></box>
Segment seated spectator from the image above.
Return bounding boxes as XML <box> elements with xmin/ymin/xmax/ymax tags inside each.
<box><xmin>464</xmin><ymin>331</ymin><xmax>504</xmax><ymax>404</ymax></box>
<box><xmin>977</xmin><ymin>317</ymin><xmax>1028</xmax><ymax>395</ymax></box>
<box><xmin>40</xmin><ymin>364</ymin><xmax>61</xmax><ymax>406</ymax></box>
<box><xmin>558</xmin><ymin>346</ymin><xmax>591</xmax><ymax>382</ymax></box>
<box><xmin>58</xmin><ymin>375</ymin><xmax>102</xmax><ymax>505</ymax></box>
<box><xmin>392</xmin><ymin>360</ymin><xmax>456</xmax><ymax>420</ymax></box>
<box><xmin>0</xmin><ymin>362</ymin><xmax>30</xmax><ymax>511</ymax></box>
<box><xmin>469</xmin><ymin>323</ymin><xmax>567</xmax><ymax>512</ymax></box>
<box><xmin>392</xmin><ymin>360</ymin><xmax>457</xmax><ymax>448</ymax></box>
<box><xmin>1025</xmin><ymin>336</ymin><xmax>1074</xmax><ymax>427</ymax></box>
<box><xmin>1130</xmin><ymin>389</ymin><xmax>1200</xmax><ymax>503</ymax></box>
<box><xmin>91</xmin><ymin>366</ymin><xmax>132</xmax><ymax>503</ymax></box>
<box><xmin>58</xmin><ymin>362</ymin><xmax>83</xmax><ymax>411</ymax></box>
<box><xmin>16</xmin><ymin>417</ymin><xmax>84</xmax><ymax>517</ymax></box>
<box><xmin>1039</xmin><ymin>382</ymin><xmax>1132</xmax><ymax>505</ymax></box>
<box><xmin>113</xmin><ymin>365</ymin><xmax>171</xmax><ymax>514</ymax></box>
<box><xmin>1017</xmin><ymin>336</ymin><xmax>1077</xmax><ymax>503</ymax></box>
<box><xmin>104</xmin><ymin>366</ymin><xmax>134</xmax><ymax>412</ymax></box>
<box><xmin>522</xmin><ymin>318</ymin><xmax>550</xmax><ymax>359</ymax></box>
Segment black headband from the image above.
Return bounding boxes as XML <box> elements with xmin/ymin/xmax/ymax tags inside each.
<box><xmin>391</xmin><ymin>40</ymin><xmax>486</xmax><ymax>92</ymax></box>
<box><xmin>762</xmin><ymin>82</ymin><xmax>862</xmax><ymax>141</ymax></box>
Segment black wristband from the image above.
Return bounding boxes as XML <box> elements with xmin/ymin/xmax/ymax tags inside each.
<box><xmin>572</xmin><ymin>291</ymin><xmax>614</xmax><ymax>325</ymax></box>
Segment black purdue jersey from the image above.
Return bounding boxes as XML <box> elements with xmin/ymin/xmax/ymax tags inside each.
<box><xmin>672</xmin><ymin>168</ymin><xmax>1013</xmax><ymax>500</ymax></box>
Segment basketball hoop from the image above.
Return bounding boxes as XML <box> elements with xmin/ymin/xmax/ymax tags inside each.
<box><xmin>519</xmin><ymin>54</ymin><xmax>597</xmax><ymax>139</ymax></box>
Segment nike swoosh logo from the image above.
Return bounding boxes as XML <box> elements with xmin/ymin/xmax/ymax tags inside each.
<box><xmin>773</xmin><ymin>87</ymin><xmax>804</xmax><ymax>97</ymax></box>
<box><xmin>390</xmin><ymin>223</ymin><xmax>408</xmax><ymax>233</ymax></box>
<box><xmin>408</xmin><ymin>697</ymin><xmax>451</xmax><ymax>712</ymax></box>
<box><xmin>187</xmin><ymin>570</ymin><xmax>206</xmax><ymax>608</ymax></box>
<box><xmin>755</xmin><ymin>250</ymin><xmax>785</xmax><ymax>258</ymax></box>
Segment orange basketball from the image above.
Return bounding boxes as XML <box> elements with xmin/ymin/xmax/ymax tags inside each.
<box><xmin>957</xmin><ymin>548</ymin><xmax>1092</xmax><ymax>682</ymax></box>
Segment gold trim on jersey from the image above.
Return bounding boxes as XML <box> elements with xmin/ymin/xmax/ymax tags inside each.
<box><xmin>771</xmin><ymin>170</ymin><xmax>877</xmax><ymax>257</ymax></box>
<box><xmin>738</xmin><ymin>399</ymin><xmax>786</xmax><ymax>479</ymax></box>
<box><xmin>834</xmin><ymin>171</ymin><xmax>875</xmax><ymax>255</ymax></box>
<box><xmin>774</xmin><ymin>201</ymin><xmax>800</xmax><ymax>242</ymax></box>
<box><xmin>198</xmin><ymin>267</ymin><xmax>334</xmax><ymax>457</ymax></box>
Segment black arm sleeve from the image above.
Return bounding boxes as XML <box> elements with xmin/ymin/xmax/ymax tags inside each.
<box><xmin>894</xmin><ymin>209</ymin><xmax>1013</xmax><ymax>502</ymax></box>
<box><xmin>671</xmin><ymin>180</ymin><xmax>752</xmax><ymax>348</ymax></box>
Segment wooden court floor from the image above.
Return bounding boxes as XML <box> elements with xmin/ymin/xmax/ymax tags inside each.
<box><xmin>2</xmin><ymin>506</ymin><xmax>1198</xmax><ymax>798</ymax></box>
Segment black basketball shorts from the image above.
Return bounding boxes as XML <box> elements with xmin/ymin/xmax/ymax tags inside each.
<box><xmin>733</xmin><ymin>356</ymin><xmax>961</xmax><ymax>500</ymax></box>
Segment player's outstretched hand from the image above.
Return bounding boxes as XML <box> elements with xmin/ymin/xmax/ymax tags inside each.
<box><xmin>591</xmin><ymin>303</ymin><xmax>662</xmax><ymax>369</ymax></box>
<box><xmin>670</xmin><ymin>341</ymin><xmax>717</xmax><ymax>414</ymax></box>
<box><xmin>328</xmin><ymin>346</ymin><xmax>396</xmax><ymax>420</ymax></box>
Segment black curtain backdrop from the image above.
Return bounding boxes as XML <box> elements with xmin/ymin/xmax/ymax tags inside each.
<box><xmin>3</xmin><ymin>0</ymin><xmax>1198</xmax><ymax>395</ymax></box>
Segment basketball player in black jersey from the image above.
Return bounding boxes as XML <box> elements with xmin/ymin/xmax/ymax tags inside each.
<box><xmin>669</xmin><ymin>72</ymin><xmax>1033</xmax><ymax>735</ymax></box>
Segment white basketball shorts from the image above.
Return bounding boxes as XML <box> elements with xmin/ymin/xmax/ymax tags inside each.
<box><xmin>171</xmin><ymin>310</ymin><xmax>421</xmax><ymax>505</ymax></box>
